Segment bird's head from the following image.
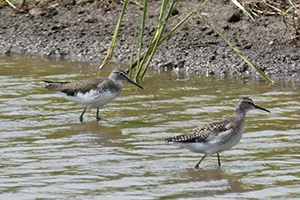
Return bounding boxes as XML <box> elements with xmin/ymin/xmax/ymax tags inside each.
<box><xmin>110</xmin><ymin>69</ymin><xmax>143</xmax><ymax>89</ymax></box>
<box><xmin>237</xmin><ymin>97</ymin><xmax>270</xmax><ymax>113</ymax></box>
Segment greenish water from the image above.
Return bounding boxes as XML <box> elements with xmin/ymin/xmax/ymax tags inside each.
<box><xmin>0</xmin><ymin>55</ymin><xmax>299</xmax><ymax>199</ymax></box>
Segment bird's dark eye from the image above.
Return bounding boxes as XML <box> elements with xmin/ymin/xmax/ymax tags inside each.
<box><xmin>120</xmin><ymin>72</ymin><xmax>127</xmax><ymax>77</ymax></box>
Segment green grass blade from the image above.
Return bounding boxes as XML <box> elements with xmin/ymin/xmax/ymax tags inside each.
<box><xmin>127</xmin><ymin>11</ymin><xmax>193</xmax><ymax>75</ymax></box>
<box><xmin>134</xmin><ymin>0</ymin><xmax>148</xmax><ymax>80</ymax></box>
<box><xmin>140</xmin><ymin>0</ymin><xmax>179</xmax><ymax>79</ymax></box>
<box><xmin>134</xmin><ymin>0</ymin><xmax>169</xmax><ymax>80</ymax></box>
<box><xmin>97</xmin><ymin>0</ymin><xmax>130</xmax><ymax>77</ymax></box>
<box><xmin>284</xmin><ymin>5</ymin><xmax>294</xmax><ymax>16</ymax></box>
<box><xmin>200</xmin><ymin>0</ymin><xmax>211</xmax><ymax>7</ymax></box>
<box><xmin>197</xmin><ymin>12</ymin><xmax>274</xmax><ymax>84</ymax></box>
<box><xmin>139</xmin><ymin>10</ymin><xmax>194</xmax><ymax>79</ymax></box>
<box><xmin>128</xmin><ymin>0</ymin><xmax>143</xmax><ymax>78</ymax></box>
<box><xmin>160</xmin><ymin>11</ymin><xmax>194</xmax><ymax>45</ymax></box>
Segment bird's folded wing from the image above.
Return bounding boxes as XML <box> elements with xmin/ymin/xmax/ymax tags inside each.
<box><xmin>166</xmin><ymin>117</ymin><xmax>235</xmax><ymax>143</ymax></box>
<box><xmin>60</xmin><ymin>78</ymin><xmax>107</xmax><ymax>96</ymax></box>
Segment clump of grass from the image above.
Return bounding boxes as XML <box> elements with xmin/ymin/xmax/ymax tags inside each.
<box><xmin>98</xmin><ymin>0</ymin><xmax>193</xmax><ymax>81</ymax></box>
<box><xmin>130</xmin><ymin>0</ymin><xmax>188</xmax><ymax>81</ymax></box>
<box><xmin>97</xmin><ymin>0</ymin><xmax>274</xmax><ymax>83</ymax></box>
<box><xmin>128</xmin><ymin>9</ymin><xmax>193</xmax><ymax>80</ymax></box>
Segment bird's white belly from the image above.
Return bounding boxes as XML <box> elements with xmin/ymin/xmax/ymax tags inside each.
<box><xmin>176</xmin><ymin>130</ymin><xmax>244</xmax><ymax>155</ymax></box>
<box><xmin>218</xmin><ymin>132</ymin><xmax>243</xmax><ymax>152</ymax></box>
<box><xmin>178</xmin><ymin>143</ymin><xmax>219</xmax><ymax>155</ymax></box>
<box><xmin>61</xmin><ymin>90</ymin><xmax>120</xmax><ymax>109</ymax></box>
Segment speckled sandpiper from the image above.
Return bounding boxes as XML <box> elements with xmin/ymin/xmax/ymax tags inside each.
<box><xmin>165</xmin><ymin>97</ymin><xmax>270</xmax><ymax>169</ymax></box>
<box><xmin>44</xmin><ymin>69</ymin><xmax>143</xmax><ymax>122</ymax></box>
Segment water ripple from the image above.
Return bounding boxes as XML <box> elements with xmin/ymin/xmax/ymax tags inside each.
<box><xmin>0</xmin><ymin>56</ymin><xmax>299</xmax><ymax>199</ymax></box>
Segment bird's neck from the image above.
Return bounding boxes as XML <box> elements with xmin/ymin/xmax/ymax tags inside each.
<box><xmin>235</xmin><ymin>108</ymin><xmax>247</xmax><ymax>133</ymax></box>
<box><xmin>113</xmin><ymin>79</ymin><xmax>123</xmax><ymax>90</ymax></box>
<box><xmin>235</xmin><ymin>108</ymin><xmax>247</xmax><ymax>121</ymax></box>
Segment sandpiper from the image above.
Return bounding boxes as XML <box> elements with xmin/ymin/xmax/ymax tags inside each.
<box><xmin>165</xmin><ymin>97</ymin><xmax>270</xmax><ymax>169</ymax></box>
<box><xmin>44</xmin><ymin>69</ymin><xmax>143</xmax><ymax>122</ymax></box>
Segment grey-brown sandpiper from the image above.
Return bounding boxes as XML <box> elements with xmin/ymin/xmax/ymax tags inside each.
<box><xmin>44</xmin><ymin>69</ymin><xmax>143</xmax><ymax>122</ymax></box>
<box><xmin>165</xmin><ymin>97</ymin><xmax>270</xmax><ymax>169</ymax></box>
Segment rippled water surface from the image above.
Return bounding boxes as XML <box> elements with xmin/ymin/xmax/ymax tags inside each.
<box><xmin>0</xmin><ymin>55</ymin><xmax>299</xmax><ymax>199</ymax></box>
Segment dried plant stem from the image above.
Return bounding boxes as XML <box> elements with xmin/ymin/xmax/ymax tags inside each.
<box><xmin>5</xmin><ymin>0</ymin><xmax>16</xmax><ymax>9</ymax></box>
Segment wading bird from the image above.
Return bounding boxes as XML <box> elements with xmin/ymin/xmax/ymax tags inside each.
<box><xmin>165</xmin><ymin>97</ymin><xmax>270</xmax><ymax>168</ymax></box>
<box><xmin>44</xmin><ymin>69</ymin><xmax>143</xmax><ymax>122</ymax></box>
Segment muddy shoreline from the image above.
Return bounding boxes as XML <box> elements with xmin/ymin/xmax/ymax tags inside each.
<box><xmin>1</xmin><ymin>0</ymin><xmax>299</xmax><ymax>81</ymax></box>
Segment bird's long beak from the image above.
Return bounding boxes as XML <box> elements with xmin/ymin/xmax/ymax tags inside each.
<box><xmin>254</xmin><ymin>104</ymin><xmax>270</xmax><ymax>113</ymax></box>
<box><xmin>123</xmin><ymin>74</ymin><xmax>143</xmax><ymax>89</ymax></box>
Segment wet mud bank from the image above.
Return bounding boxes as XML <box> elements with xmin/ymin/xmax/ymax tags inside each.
<box><xmin>1</xmin><ymin>0</ymin><xmax>299</xmax><ymax>81</ymax></box>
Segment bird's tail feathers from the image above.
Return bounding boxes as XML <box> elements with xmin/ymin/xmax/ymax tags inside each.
<box><xmin>43</xmin><ymin>80</ymin><xmax>70</xmax><ymax>91</ymax></box>
<box><xmin>165</xmin><ymin>137</ymin><xmax>175</xmax><ymax>144</ymax></box>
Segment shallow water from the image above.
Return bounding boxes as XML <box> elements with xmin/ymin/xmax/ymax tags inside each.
<box><xmin>0</xmin><ymin>55</ymin><xmax>299</xmax><ymax>199</ymax></box>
